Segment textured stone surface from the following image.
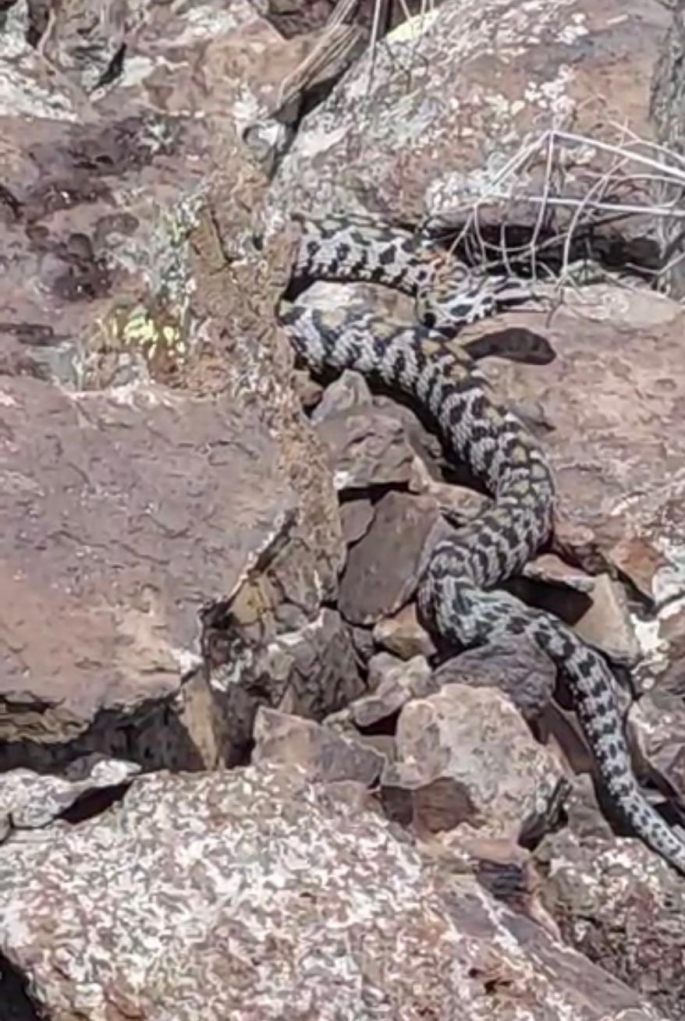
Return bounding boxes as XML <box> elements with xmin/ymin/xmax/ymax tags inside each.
<box><xmin>206</xmin><ymin>609</ymin><xmax>365</xmax><ymax>764</ymax></box>
<box><xmin>537</xmin><ymin>829</ymin><xmax>685</xmax><ymax>1021</ymax></box>
<box><xmin>0</xmin><ymin>0</ymin><xmax>347</xmax><ymax>771</ymax></box>
<box><xmin>382</xmin><ymin>684</ymin><xmax>564</xmax><ymax>840</ymax></box>
<box><xmin>316</xmin><ymin>407</ymin><xmax>415</xmax><ymax>491</ymax></box>
<box><xmin>0</xmin><ymin>378</ymin><xmax>294</xmax><ymax>767</ymax></box>
<box><xmin>0</xmin><ymin>757</ymin><xmax>139</xmax><ymax>842</ymax></box>
<box><xmin>269</xmin><ymin>0</ymin><xmax>669</xmax><ymax>263</ymax></box>
<box><xmin>373</xmin><ymin>603</ymin><xmax>437</xmax><ymax>660</ymax></box>
<box><xmin>432</xmin><ymin>639</ymin><xmax>556</xmax><ymax>723</ymax></box>
<box><xmin>310</xmin><ymin>368</ymin><xmax>372</xmax><ymax>422</ymax></box>
<box><xmin>252</xmin><ymin>707</ymin><xmax>385</xmax><ymax>785</ymax></box>
<box><xmin>339</xmin><ymin>498</ymin><xmax>375</xmax><ymax>545</ymax></box>
<box><xmin>0</xmin><ymin>767</ymin><xmax>668</xmax><ymax>1020</ymax></box>
<box><xmin>349</xmin><ymin>652</ymin><xmax>434</xmax><ymax>729</ymax></box>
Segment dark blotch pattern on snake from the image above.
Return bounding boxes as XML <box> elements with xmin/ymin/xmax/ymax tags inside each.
<box><xmin>280</xmin><ymin>211</ymin><xmax>685</xmax><ymax>875</ymax></box>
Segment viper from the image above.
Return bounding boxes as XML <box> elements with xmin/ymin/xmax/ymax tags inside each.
<box><xmin>280</xmin><ymin>212</ymin><xmax>685</xmax><ymax>875</ymax></box>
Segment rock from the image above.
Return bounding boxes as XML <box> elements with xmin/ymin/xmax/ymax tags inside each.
<box><xmin>252</xmin><ymin>707</ymin><xmax>385</xmax><ymax>785</ymax></box>
<box><xmin>340</xmin><ymin>498</ymin><xmax>375</xmax><ymax>544</ymax></box>
<box><xmin>482</xmin><ymin>288</ymin><xmax>685</xmax><ymax>562</ymax></box>
<box><xmin>316</xmin><ymin>407</ymin><xmax>415</xmax><ymax>491</ymax></box>
<box><xmin>432</xmin><ymin>638</ymin><xmax>556</xmax><ymax>722</ymax></box>
<box><xmin>0</xmin><ymin>2</ymin><xmax>347</xmax><ymax>772</ymax></box>
<box><xmin>338</xmin><ymin>491</ymin><xmax>443</xmax><ymax>625</ymax></box>
<box><xmin>0</xmin><ymin>378</ymin><xmax>301</xmax><ymax>772</ymax></box>
<box><xmin>563</xmin><ymin>774</ymin><xmax>616</xmax><ymax>843</ymax></box>
<box><xmin>349</xmin><ymin>652</ymin><xmax>434</xmax><ymax>729</ymax></box>
<box><xmin>536</xmin><ymin>829</ymin><xmax>685</xmax><ymax>1021</ymax></box>
<box><xmin>310</xmin><ymin>369</ymin><xmax>372</xmax><ymax>422</ymax></box>
<box><xmin>409</xmin><ymin>458</ymin><xmax>491</xmax><ymax>524</ymax></box>
<box><xmin>269</xmin><ymin>0</ymin><xmax>670</xmax><ymax>267</ymax></box>
<box><xmin>0</xmin><ymin>757</ymin><xmax>139</xmax><ymax>842</ymax></box>
<box><xmin>382</xmin><ymin>684</ymin><xmax>564</xmax><ymax>841</ymax></box>
<box><xmin>373</xmin><ymin>603</ymin><xmax>437</xmax><ymax>659</ymax></box>
<box><xmin>573</xmin><ymin>573</ymin><xmax>641</xmax><ymax>668</ymax></box>
<box><xmin>608</xmin><ymin>536</ymin><xmax>667</xmax><ymax>606</ymax></box>
<box><xmin>207</xmin><ymin>609</ymin><xmax>366</xmax><ymax>761</ymax></box>
<box><xmin>517</xmin><ymin>557</ymin><xmax>640</xmax><ymax>666</ymax></box>
<box><xmin>0</xmin><ymin>766</ymin><xmax>667</xmax><ymax>1020</ymax></box>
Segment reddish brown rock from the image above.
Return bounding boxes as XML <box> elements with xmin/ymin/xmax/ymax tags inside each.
<box><xmin>349</xmin><ymin>652</ymin><xmax>434</xmax><ymax>729</ymax></box>
<box><xmin>316</xmin><ymin>407</ymin><xmax>415</xmax><ymax>491</ymax></box>
<box><xmin>373</xmin><ymin>603</ymin><xmax>437</xmax><ymax>660</ymax></box>
<box><xmin>252</xmin><ymin>707</ymin><xmax>385</xmax><ymax>786</ymax></box>
<box><xmin>382</xmin><ymin>684</ymin><xmax>563</xmax><ymax>841</ymax></box>
<box><xmin>338</xmin><ymin>492</ymin><xmax>443</xmax><ymax>625</ymax></box>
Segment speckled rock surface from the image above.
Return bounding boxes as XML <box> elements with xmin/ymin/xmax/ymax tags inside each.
<box><xmin>382</xmin><ymin>684</ymin><xmax>564</xmax><ymax>840</ymax></box>
<box><xmin>536</xmin><ymin>830</ymin><xmax>685</xmax><ymax>1021</ymax></box>
<box><xmin>268</xmin><ymin>0</ymin><xmax>669</xmax><ymax>258</ymax></box>
<box><xmin>0</xmin><ymin>767</ymin><xmax>669</xmax><ymax>1021</ymax></box>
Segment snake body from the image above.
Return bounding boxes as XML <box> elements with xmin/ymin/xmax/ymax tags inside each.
<box><xmin>281</xmin><ymin>213</ymin><xmax>685</xmax><ymax>875</ymax></box>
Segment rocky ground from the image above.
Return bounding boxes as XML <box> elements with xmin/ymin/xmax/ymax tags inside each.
<box><xmin>1</xmin><ymin>0</ymin><xmax>685</xmax><ymax>1018</ymax></box>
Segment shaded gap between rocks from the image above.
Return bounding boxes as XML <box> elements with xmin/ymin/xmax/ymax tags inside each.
<box><xmin>0</xmin><ymin>953</ymin><xmax>42</xmax><ymax>1021</ymax></box>
<box><xmin>0</xmin><ymin>690</ymin><xmax>209</xmax><ymax>775</ymax></box>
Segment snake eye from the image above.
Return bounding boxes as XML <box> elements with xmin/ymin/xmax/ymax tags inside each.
<box><xmin>422</xmin><ymin>310</ymin><xmax>437</xmax><ymax>329</ymax></box>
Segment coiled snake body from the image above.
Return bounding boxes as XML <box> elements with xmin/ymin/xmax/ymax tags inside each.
<box><xmin>281</xmin><ymin>213</ymin><xmax>685</xmax><ymax>875</ymax></box>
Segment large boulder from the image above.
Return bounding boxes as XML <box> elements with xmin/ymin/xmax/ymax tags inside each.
<box><xmin>0</xmin><ymin>766</ymin><xmax>668</xmax><ymax>1020</ymax></box>
<box><xmin>269</xmin><ymin>0</ymin><xmax>671</xmax><ymax>269</ymax></box>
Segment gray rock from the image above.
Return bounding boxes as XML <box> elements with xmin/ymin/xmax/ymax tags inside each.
<box><xmin>433</xmin><ymin>638</ymin><xmax>556</xmax><ymax>722</ymax></box>
<box><xmin>340</xmin><ymin>499</ymin><xmax>375</xmax><ymax>545</ymax></box>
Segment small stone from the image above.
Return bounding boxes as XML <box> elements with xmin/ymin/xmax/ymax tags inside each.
<box><xmin>338</xmin><ymin>492</ymin><xmax>442</xmax><ymax>625</ymax></box>
<box><xmin>409</xmin><ymin>457</ymin><xmax>490</xmax><ymax>523</ymax></box>
<box><xmin>340</xmin><ymin>498</ymin><xmax>374</xmax><ymax>545</ymax></box>
<box><xmin>432</xmin><ymin>638</ymin><xmax>556</xmax><ymax>722</ymax></box>
<box><xmin>252</xmin><ymin>707</ymin><xmax>385</xmax><ymax>786</ymax></box>
<box><xmin>311</xmin><ymin>369</ymin><xmax>372</xmax><ymax>422</ymax></box>
<box><xmin>349</xmin><ymin>652</ymin><xmax>434</xmax><ymax>729</ymax></box>
<box><xmin>608</xmin><ymin>535</ymin><xmax>666</xmax><ymax>605</ymax></box>
<box><xmin>316</xmin><ymin>408</ymin><xmax>414</xmax><ymax>491</ymax></box>
<box><xmin>574</xmin><ymin>573</ymin><xmax>641</xmax><ymax>667</ymax></box>
<box><xmin>382</xmin><ymin>684</ymin><xmax>563</xmax><ymax>841</ymax></box>
<box><xmin>373</xmin><ymin>603</ymin><xmax>437</xmax><ymax>660</ymax></box>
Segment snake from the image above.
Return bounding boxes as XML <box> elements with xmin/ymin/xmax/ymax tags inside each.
<box><xmin>279</xmin><ymin>211</ymin><xmax>685</xmax><ymax>876</ymax></box>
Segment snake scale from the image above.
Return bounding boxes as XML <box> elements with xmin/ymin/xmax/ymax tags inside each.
<box><xmin>279</xmin><ymin>212</ymin><xmax>685</xmax><ymax>875</ymax></box>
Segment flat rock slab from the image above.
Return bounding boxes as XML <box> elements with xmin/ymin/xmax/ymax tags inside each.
<box><xmin>0</xmin><ymin>377</ymin><xmax>296</xmax><ymax>759</ymax></box>
<box><xmin>0</xmin><ymin>766</ymin><xmax>666</xmax><ymax>1020</ymax></box>
<box><xmin>338</xmin><ymin>491</ymin><xmax>443</xmax><ymax>625</ymax></box>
